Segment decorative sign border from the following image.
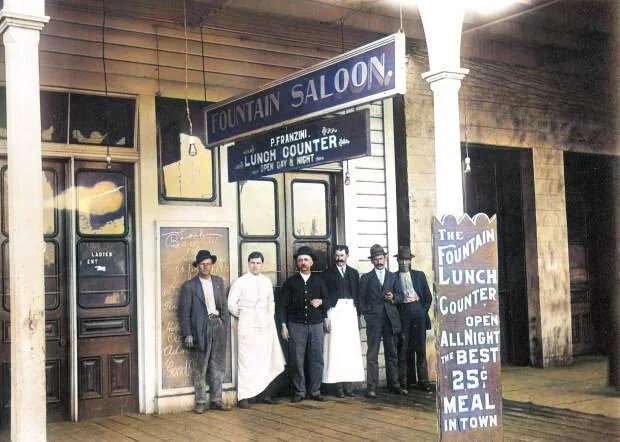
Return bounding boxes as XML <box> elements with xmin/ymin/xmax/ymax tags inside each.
<box><xmin>205</xmin><ymin>32</ymin><xmax>406</xmax><ymax>146</ymax></box>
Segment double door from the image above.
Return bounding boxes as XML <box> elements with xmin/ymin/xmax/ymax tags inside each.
<box><xmin>0</xmin><ymin>159</ymin><xmax>138</xmax><ymax>422</ymax></box>
<box><xmin>237</xmin><ymin>172</ymin><xmax>339</xmax><ymax>285</ymax></box>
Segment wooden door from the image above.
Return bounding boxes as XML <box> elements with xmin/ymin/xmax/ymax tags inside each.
<box><xmin>75</xmin><ymin>161</ymin><xmax>138</xmax><ymax>419</ymax></box>
<box><xmin>0</xmin><ymin>159</ymin><xmax>69</xmax><ymax>422</ymax></box>
<box><xmin>463</xmin><ymin>147</ymin><xmax>529</xmax><ymax>366</ymax></box>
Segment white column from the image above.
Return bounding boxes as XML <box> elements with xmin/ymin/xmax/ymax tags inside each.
<box><xmin>0</xmin><ymin>1</ymin><xmax>49</xmax><ymax>440</ymax></box>
<box><xmin>418</xmin><ymin>2</ymin><xmax>469</xmax><ymax>217</ymax></box>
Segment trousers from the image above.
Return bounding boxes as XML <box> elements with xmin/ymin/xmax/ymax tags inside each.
<box><xmin>288</xmin><ymin>322</ymin><xmax>324</xmax><ymax>398</ymax></box>
<box><xmin>191</xmin><ymin>316</ymin><xmax>226</xmax><ymax>404</ymax></box>
<box><xmin>365</xmin><ymin>309</ymin><xmax>399</xmax><ymax>391</ymax></box>
<box><xmin>399</xmin><ymin>302</ymin><xmax>428</xmax><ymax>386</ymax></box>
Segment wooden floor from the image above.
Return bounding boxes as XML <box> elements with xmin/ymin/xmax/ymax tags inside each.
<box><xmin>22</xmin><ymin>389</ymin><xmax>618</xmax><ymax>442</ymax></box>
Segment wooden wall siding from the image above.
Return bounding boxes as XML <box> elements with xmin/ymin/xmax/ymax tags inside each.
<box><xmin>0</xmin><ymin>2</ymin><xmax>381</xmax><ymax>101</ymax></box>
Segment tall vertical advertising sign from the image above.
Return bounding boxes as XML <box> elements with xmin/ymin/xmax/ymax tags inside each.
<box><xmin>432</xmin><ymin>214</ymin><xmax>502</xmax><ymax>441</ymax></box>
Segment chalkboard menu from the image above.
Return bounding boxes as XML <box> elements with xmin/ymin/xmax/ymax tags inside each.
<box><xmin>432</xmin><ymin>214</ymin><xmax>502</xmax><ymax>441</ymax></box>
<box><xmin>159</xmin><ymin>226</ymin><xmax>231</xmax><ymax>390</ymax></box>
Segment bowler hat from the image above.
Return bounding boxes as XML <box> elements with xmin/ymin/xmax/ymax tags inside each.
<box><xmin>293</xmin><ymin>245</ymin><xmax>317</xmax><ymax>261</ymax></box>
<box><xmin>394</xmin><ymin>245</ymin><xmax>415</xmax><ymax>259</ymax></box>
<box><xmin>368</xmin><ymin>244</ymin><xmax>387</xmax><ymax>259</ymax></box>
<box><xmin>192</xmin><ymin>250</ymin><xmax>217</xmax><ymax>267</ymax></box>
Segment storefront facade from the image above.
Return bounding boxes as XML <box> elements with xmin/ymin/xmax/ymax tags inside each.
<box><xmin>0</xmin><ymin>0</ymin><xmax>616</xmax><ymax>436</ymax></box>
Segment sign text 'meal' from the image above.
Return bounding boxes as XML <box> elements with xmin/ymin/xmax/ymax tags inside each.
<box><xmin>432</xmin><ymin>214</ymin><xmax>502</xmax><ymax>442</ymax></box>
<box><xmin>205</xmin><ymin>33</ymin><xmax>405</xmax><ymax>146</ymax></box>
<box><xmin>227</xmin><ymin>110</ymin><xmax>370</xmax><ymax>182</ymax></box>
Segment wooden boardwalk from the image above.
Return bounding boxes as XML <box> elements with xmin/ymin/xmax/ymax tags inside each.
<box><xmin>27</xmin><ymin>389</ymin><xmax>619</xmax><ymax>441</ymax></box>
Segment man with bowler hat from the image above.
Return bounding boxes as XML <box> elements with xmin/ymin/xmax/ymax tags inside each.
<box><xmin>394</xmin><ymin>245</ymin><xmax>433</xmax><ymax>392</ymax></box>
<box><xmin>359</xmin><ymin>244</ymin><xmax>405</xmax><ymax>398</ymax></box>
<box><xmin>179</xmin><ymin>250</ymin><xmax>231</xmax><ymax>413</ymax></box>
<box><xmin>279</xmin><ymin>245</ymin><xmax>329</xmax><ymax>402</ymax></box>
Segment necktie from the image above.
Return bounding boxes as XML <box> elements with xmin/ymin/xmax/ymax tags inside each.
<box><xmin>340</xmin><ymin>267</ymin><xmax>345</xmax><ymax>277</ymax></box>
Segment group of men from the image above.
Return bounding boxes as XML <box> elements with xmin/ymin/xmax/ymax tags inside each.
<box><xmin>179</xmin><ymin>243</ymin><xmax>432</xmax><ymax>413</ymax></box>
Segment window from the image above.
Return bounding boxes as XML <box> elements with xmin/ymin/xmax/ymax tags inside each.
<box><xmin>0</xmin><ymin>88</ymin><xmax>136</xmax><ymax>147</ymax></box>
<box><xmin>239</xmin><ymin>179</ymin><xmax>277</xmax><ymax>236</ymax></box>
<box><xmin>156</xmin><ymin>97</ymin><xmax>217</xmax><ymax>202</ymax></box>
<box><xmin>76</xmin><ymin>170</ymin><xmax>128</xmax><ymax>236</ymax></box>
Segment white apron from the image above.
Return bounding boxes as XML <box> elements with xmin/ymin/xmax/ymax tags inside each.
<box><xmin>228</xmin><ymin>273</ymin><xmax>285</xmax><ymax>400</ymax></box>
<box><xmin>323</xmin><ymin>298</ymin><xmax>365</xmax><ymax>383</ymax></box>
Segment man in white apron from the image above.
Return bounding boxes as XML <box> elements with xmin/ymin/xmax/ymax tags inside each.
<box><xmin>228</xmin><ymin>251</ymin><xmax>285</xmax><ymax>409</ymax></box>
<box><xmin>323</xmin><ymin>245</ymin><xmax>365</xmax><ymax>397</ymax></box>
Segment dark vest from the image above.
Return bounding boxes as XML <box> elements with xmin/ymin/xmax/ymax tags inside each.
<box><xmin>340</xmin><ymin>271</ymin><xmax>352</xmax><ymax>299</ymax></box>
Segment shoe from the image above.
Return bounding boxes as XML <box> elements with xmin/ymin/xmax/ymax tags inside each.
<box><xmin>262</xmin><ymin>396</ymin><xmax>280</xmax><ymax>405</ymax></box>
<box><xmin>210</xmin><ymin>401</ymin><xmax>232</xmax><ymax>411</ymax></box>
<box><xmin>310</xmin><ymin>395</ymin><xmax>326</xmax><ymax>402</ymax></box>
<box><xmin>237</xmin><ymin>399</ymin><xmax>250</xmax><ymax>409</ymax></box>
<box><xmin>418</xmin><ymin>382</ymin><xmax>433</xmax><ymax>392</ymax></box>
<box><xmin>391</xmin><ymin>387</ymin><xmax>408</xmax><ymax>395</ymax></box>
<box><xmin>194</xmin><ymin>403</ymin><xmax>206</xmax><ymax>414</ymax></box>
<box><xmin>344</xmin><ymin>390</ymin><xmax>355</xmax><ymax>397</ymax></box>
<box><xmin>291</xmin><ymin>396</ymin><xmax>304</xmax><ymax>403</ymax></box>
<box><xmin>336</xmin><ymin>389</ymin><xmax>345</xmax><ymax>398</ymax></box>
<box><xmin>367</xmin><ymin>390</ymin><xmax>377</xmax><ymax>398</ymax></box>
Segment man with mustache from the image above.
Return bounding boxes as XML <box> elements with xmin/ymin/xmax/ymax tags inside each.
<box><xmin>322</xmin><ymin>245</ymin><xmax>365</xmax><ymax>397</ymax></box>
<box><xmin>359</xmin><ymin>244</ymin><xmax>405</xmax><ymax>398</ymax></box>
<box><xmin>279</xmin><ymin>246</ymin><xmax>329</xmax><ymax>403</ymax></box>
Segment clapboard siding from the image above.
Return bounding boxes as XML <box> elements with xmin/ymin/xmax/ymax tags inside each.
<box><xmin>0</xmin><ymin>3</ymin><xmax>377</xmax><ymax>99</ymax></box>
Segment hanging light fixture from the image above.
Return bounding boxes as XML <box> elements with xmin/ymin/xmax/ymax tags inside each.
<box><xmin>463</xmin><ymin>103</ymin><xmax>471</xmax><ymax>174</ymax></box>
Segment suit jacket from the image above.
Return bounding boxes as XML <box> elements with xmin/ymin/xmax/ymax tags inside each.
<box><xmin>179</xmin><ymin>275</ymin><xmax>230</xmax><ymax>352</ymax></box>
<box><xmin>395</xmin><ymin>269</ymin><xmax>433</xmax><ymax>330</ymax></box>
<box><xmin>323</xmin><ymin>265</ymin><xmax>360</xmax><ymax>312</ymax></box>
<box><xmin>359</xmin><ymin>269</ymin><xmax>404</xmax><ymax>334</ymax></box>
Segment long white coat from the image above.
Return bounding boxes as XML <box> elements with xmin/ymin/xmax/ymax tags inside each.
<box><xmin>228</xmin><ymin>272</ymin><xmax>285</xmax><ymax>400</ymax></box>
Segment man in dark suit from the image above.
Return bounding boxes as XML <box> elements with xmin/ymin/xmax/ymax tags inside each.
<box><xmin>322</xmin><ymin>245</ymin><xmax>365</xmax><ymax>397</ymax></box>
<box><xmin>179</xmin><ymin>250</ymin><xmax>231</xmax><ymax>413</ymax></box>
<box><xmin>279</xmin><ymin>246</ymin><xmax>329</xmax><ymax>403</ymax></box>
<box><xmin>394</xmin><ymin>245</ymin><xmax>433</xmax><ymax>392</ymax></box>
<box><xmin>359</xmin><ymin>244</ymin><xmax>405</xmax><ymax>398</ymax></box>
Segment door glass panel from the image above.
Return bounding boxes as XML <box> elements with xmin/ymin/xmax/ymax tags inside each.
<box><xmin>77</xmin><ymin>241</ymin><xmax>129</xmax><ymax>308</ymax></box>
<box><xmin>44</xmin><ymin>241</ymin><xmax>60</xmax><ymax>310</ymax></box>
<box><xmin>239</xmin><ymin>180</ymin><xmax>277</xmax><ymax>236</ymax></box>
<box><xmin>240</xmin><ymin>241</ymin><xmax>279</xmax><ymax>286</ymax></box>
<box><xmin>292</xmin><ymin>181</ymin><xmax>327</xmax><ymax>237</ymax></box>
<box><xmin>77</xmin><ymin>171</ymin><xmax>127</xmax><ymax>236</ymax></box>
<box><xmin>2</xmin><ymin>168</ymin><xmax>57</xmax><ymax>236</ymax></box>
<box><xmin>292</xmin><ymin>241</ymin><xmax>329</xmax><ymax>273</ymax></box>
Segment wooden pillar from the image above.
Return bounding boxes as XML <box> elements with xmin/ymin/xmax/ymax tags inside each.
<box><xmin>0</xmin><ymin>1</ymin><xmax>49</xmax><ymax>440</ymax></box>
<box><xmin>418</xmin><ymin>1</ymin><xmax>468</xmax><ymax>217</ymax></box>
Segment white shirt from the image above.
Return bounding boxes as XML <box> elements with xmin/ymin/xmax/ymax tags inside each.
<box><xmin>337</xmin><ymin>264</ymin><xmax>346</xmax><ymax>277</ymax></box>
<box><xmin>199</xmin><ymin>276</ymin><xmax>219</xmax><ymax>316</ymax></box>
<box><xmin>375</xmin><ymin>268</ymin><xmax>385</xmax><ymax>285</ymax></box>
<box><xmin>399</xmin><ymin>272</ymin><xmax>419</xmax><ymax>302</ymax></box>
<box><xmin>300</xmin><ymin>272</ymin><xmax>311</xmax><ymax>282</ymax></box>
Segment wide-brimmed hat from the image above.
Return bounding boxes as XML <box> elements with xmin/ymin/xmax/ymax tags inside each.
<box><xmin>192</xmin><ymin>250</ymin><xmax>217</xmax><ymax>267</ymax></box>
<box><xmin>293</xmin><ymin>245</ymin><xmax>316</xmax><ymax>261</ymax></box>
<box><xmin>368</xmin><ymin>244</ymin><xmax>387</xmax><ymax>259</ymax></box>
<box><xmin>394</xmin><ymin>245</ymin><xmax>415</xmax><ymax>259</ymax></box>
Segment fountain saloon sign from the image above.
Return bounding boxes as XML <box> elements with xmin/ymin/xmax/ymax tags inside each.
<box><xmin>204</xmin><ymin>33</ymin><xmax>406</xmax><ymax>146</ymax></box>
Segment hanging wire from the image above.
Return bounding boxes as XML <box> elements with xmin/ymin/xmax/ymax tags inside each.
<box><xmin>339</xmin><ymin>18</ymin><xmax>351</xmax><ymax>186</ymax></box>
<box><xmin>399</xmin><ymin>0</ymin><xmax>404</xmax><ymax>33</ymax></box>
<box><xmin>101</xmin><ymin>0</ymin><xmax>112</xmax><ymax>169</ymax></box>
<box><xmin>182</xmin><ymin>0</ymin><xmax>197</xmax><ymax>157</ymax></box>
<box><xmin>200</xmin><ymin>26</ymin><xmax>207</xmax><ymax>105</ymax></box>
<box><xmin>154</xmin><ymin>25</ymin><xmax>161</xmax><ymax>97</ymax></box>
